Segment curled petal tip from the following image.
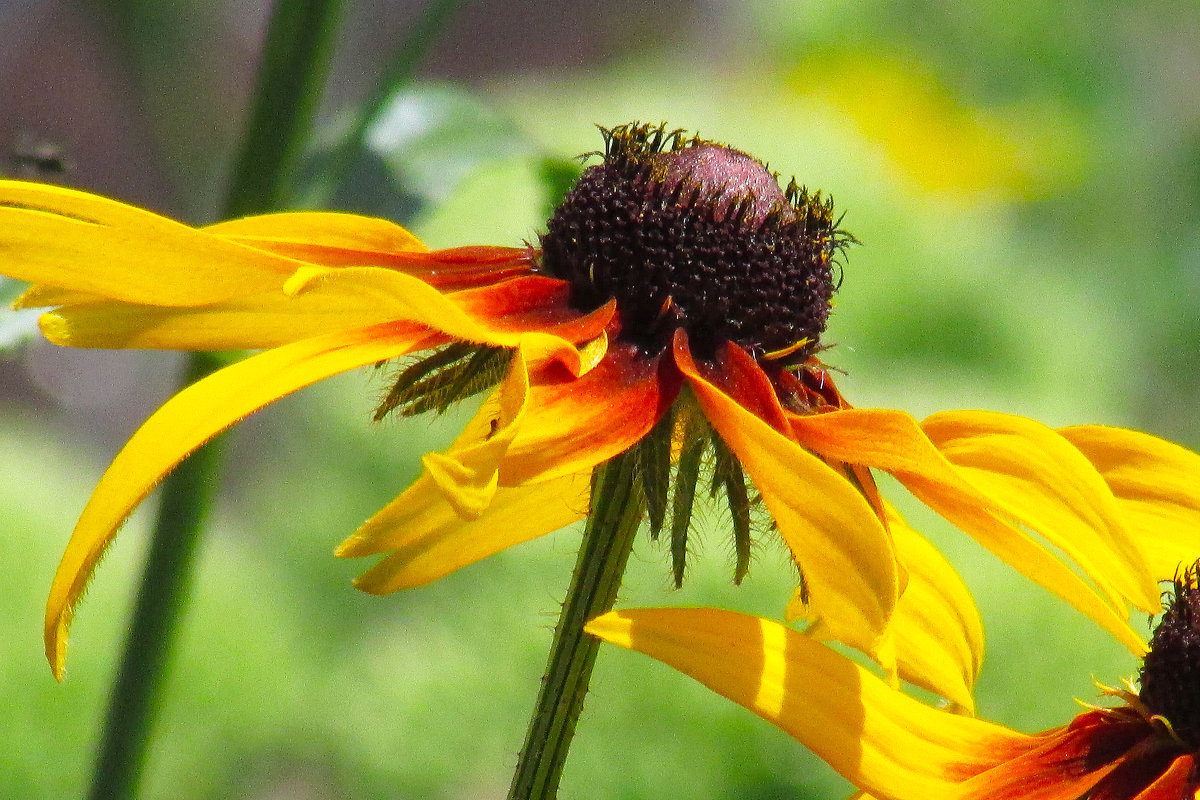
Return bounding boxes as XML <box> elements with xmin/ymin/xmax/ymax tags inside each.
<box><xmin>45</xmin><ymin>617</ymin><xmax>68</xmax><ymax>682</ymax></box>
<box><xmin>349</xmin><ymin>574</ymin><xmax>383</xmax><ymax>595</ymax></box>
<box><xmin>332</xmin><ymin>537</ymin><xmax>361</xmax><ymax>558</ymax></box>
<box><xmin>281</xmin><ymin>266</ymin><xmax>329</xmax><ymax>296</ymax></box>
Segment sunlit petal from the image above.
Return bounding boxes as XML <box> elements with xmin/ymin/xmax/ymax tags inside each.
<box><xmin>674</xmin><ymin>335</ymin><xmax>899</xmax><ymax>660</ymax></box>
<box><xmin>1060</xmin><ymin>425</ymin><xmax>1200</xmax><ymax>580</ymax></box>
<box><xmin>36</xmin><ymin>294</ymin><xmax>433</xmax><ymax>350</ymax></box>
<box><xmin>790</xmin><ymin>502</ymin><xmax>982</xmax><ymax>708</ymax></box>
<box><xmin>343</xmin><ymin>473</ymin><xmax>589</xmax><ymax>593</ymax></box>
<box><xmin>789</xmin><ymin>408</ymin><xmax>1149</xmax><ymax>654</ymax></box>
<box><xmin>0</xmin><ymin>180</ymin><xmax>299</xmax><ymax>304</ymax></box>
<box><xmin>883</xmin><ymin>503</ymin><xmax>984</xmax><ymax>712</ymax></box>
<box><xmin>44</xmin><ymin>322</ymin><xmax>434</xmax><ymax>679</ymax></box>
<box><xmin>587</xmin><ymin>607</ymin><xmax>1026</xmax><ymax>800</ymax></box>
<box><xmin>924</xmin><ymin>411</ymin><xmax>1158</xmax><ymax>611</ymax></box>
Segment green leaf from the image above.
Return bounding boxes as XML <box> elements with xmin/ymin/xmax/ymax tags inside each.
<box><xmin>302</xmin><ymin>84</ymin><xmax>552</xmax><ymax>222</ymax></box>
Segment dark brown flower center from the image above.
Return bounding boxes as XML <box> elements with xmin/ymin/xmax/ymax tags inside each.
<box><xmin>538</xmin><ymin>123</ymin><xmax>850</xmax><ymax>365</ymax></box>
<box><xmin>1138</xmin><ymin>560</ymin><xmax>1200</xmax><ymax>749</ymax></box>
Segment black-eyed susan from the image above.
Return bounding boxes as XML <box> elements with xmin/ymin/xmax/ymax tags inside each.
<box><xmin>588</xmin><ymin>558</ymin><xmax>1200</xmax><ymax>800</ymax></box>
<box><xmin>0</xmin><ymin>124</ymin><xmax>1163</xmax><ymax>692</ymax></box>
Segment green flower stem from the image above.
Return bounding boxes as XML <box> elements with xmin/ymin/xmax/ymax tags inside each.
<box><xmin>86</xmin><ymin>2</ymin><xmax>343</xmax><ymax>799</ymax></box>
<box><xmin>508</xmin><ymin>449</ymin><xmax>645</xmax><ymax>800</ymax></box>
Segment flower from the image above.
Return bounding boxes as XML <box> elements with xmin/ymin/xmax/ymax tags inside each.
<box><xmin>587</xmin><ymin>559</ymin><xmax>1200</xmax><ymax>800</ymax></box>
<box><xmin>0</xmin><ymin>123</ymin><xmax>1163</xmax><ymax>682</ymax></box>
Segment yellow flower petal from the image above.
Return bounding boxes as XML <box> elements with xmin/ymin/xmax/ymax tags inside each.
<box><xmin>0</xmin><ymin>180</ymin><xmax>298</xmax><ymax>305</ymax></box>
<box><xmin>676</xmin><ymin>343</ymin><xmax>899</xmax><ymax>661</ymax></box>
<box><xmin>13</xmin><ymin>284</ymin><xmax>99</xmax><ymax>309</ymax></box>
<box><xmin>923</xmin><ymin>411</ymin><xmax>1158</xmax><ymax>612</ymax></box>
<box><xmin>793</xmin><ymin>502</ymin><xmax>983</xmax><ymax>710</ymax></box>
<box><xmin>587</xmin><ymin>607</ymin><xmax>1025</xmax><ymax>800</ymax></box>
<box><xmin>497</xmin><ymin>341</ymin><xmax>673</xmax><ymax>486</ymax></box>
<box><xmin>1060</xmin><ymin>425</ymin><xmax>1200</xmax><ymax>581</ymax></box>
<box><xmin>44</xmin><ymin>321</ymin><xmax>431</xmax><ymax>679</ymax></box>
<box><xmin>204</xmin><ymin>210</ymin><xmax>428</xmax><ymax>254</ymax></box>
<box><xmin>790</xmin><ymin>408</ymin><xmax>1149</xmax><ymax>654</ymax></box>
<box><xmin>37</xmin><ymin>273</ymin><xmax>601</xmax><ymax>355</ymax></box>
<box><xmin>36</xmin><ymin>292</ymin><xmax>433</xmax><ymax>350</ymax></box>
<box><xmin>418</xmin><ymin>348</ymin><xmax>530</xmax><ymax>519</ymax></box>
<box><xmin>282</xmin><ymin>266</ymin><xmax>592</xmax><ymax>373</ymax></box>
<box><xmin>884</xmin><ymin>503</ymin><xmax>985</xmax><ymax>712</ymax></box>
<box><xmin>343</xmin><ymin>473</ymin><xmax>589</xmax><ymax>593</ymax></box>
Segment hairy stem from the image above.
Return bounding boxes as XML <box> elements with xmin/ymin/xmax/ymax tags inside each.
<box><xmin>508</xmin><ymin>449</ymin><xmax>644</xmax><ymax>800</ymax></box>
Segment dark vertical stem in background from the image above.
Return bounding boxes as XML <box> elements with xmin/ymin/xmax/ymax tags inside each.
<box><xmin>223</xmin><ymin>0</ymin><xmax>345</xmax><ymax>220</ymax></box>
<box><xmin>86</xmin><ymin>2</ymin><xmax>344</xmax><ymax>798</ymax></box>
<box><xmin>85</xmin><ymin>352</ymin><xmax>226</xmax><ymax>800</ymax></box>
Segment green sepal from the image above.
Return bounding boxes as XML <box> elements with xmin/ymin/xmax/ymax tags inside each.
<box><xmin>669</xmin><ymin>415</ymin><xmax>707</xmax><ymax>588</ymax></box>
<box><xmin>373</xmin><ymin>342</ymin><xmax>475</xmax><ymax>421</ymax></box>
<box><xmin>636</xmin><ymin>406</ymin><xmax>674</xmax><ymax>539</ymax></box>
<box><xmin>375</xmin><ymin>344</ymin><xmax>512</xmax><ymax>420</ymax></box>
<box><xmin>712</xmin><ymin>435</ymin><xmax>753</xmax><ymax>585</ymax></box>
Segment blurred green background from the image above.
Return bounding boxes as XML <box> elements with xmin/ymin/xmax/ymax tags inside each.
<box><xmin>1</xmin><ymin>0</ymin><xmax>1197</xmax><ymax>797</ymax></box>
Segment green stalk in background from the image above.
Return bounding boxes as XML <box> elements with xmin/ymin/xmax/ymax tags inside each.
<box><xmin>86</xmin><ymin>2</ymin><xmax>343</xmax><ymax>798</ymax></box>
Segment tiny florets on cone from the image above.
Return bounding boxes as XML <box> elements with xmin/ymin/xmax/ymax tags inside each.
<box><xmin>1138</xmin><ymin>560</ymin><xmax>1200</xmax><ymax>748</ymax></box>
<box><xmin>540</xmin><ymin>123</ymin><xmax>852</xmax><ymax>365</ymax></box>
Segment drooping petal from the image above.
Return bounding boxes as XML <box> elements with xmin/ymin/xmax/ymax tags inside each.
<box><xmin>496</xmin><ymin>340</ymin><xmax>677</xmax><ymax>486</ymax></box>
<box><xmin>883</xmin><ymin>502</ymin><xmax>985</xmax><ymax>712</ymax></box>
<box><xmin>44</xmin><ymin>321</ymin><xmax>437</xmax><ymax>679</ymax></box>
<box><xmin>339</xmin><ymin>340</ymin><xmax>631</xmax><ymax>587</ymax></box>
<box><xmin>791</xmin><ymin>502</ymin><xmax>983</xmax><ymax>710</ymax></box>
<box><xmin>0</xmin><ymin>180</ymin><xmax>300</xmax><ymax>305</ymax></box>
<box><xmin>587</xmin><ymin>607</ymin><xmax>1029</xmax><ymax>800</ymax></box>
<box><xmin>1060</xmin><ymin>425</ymin><xmax>1200</xmax><ymax>581</ymax></box>
<box><xmin>395</xmin><ymin>347</ymin><xmax>533</xmax><ymax>521</ymax></box>
<box><xmin>924</xmin><ymin>411</ymin><xmax>1158</xmax><ymax>611</ymax></box>
<box><xmin>674</xmin><ymin>334</ymin><xmax>899</xmax><ymax>661</ymax></box>
<box><xmin>342</xmin><ymin>473</ymin><xmax>589</xmax><ymax>593</ymax></box>
<box><xmin>788</xmin><ymin>408</ymin><xmax>1150</xmax><ymax>654</ymax></box>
